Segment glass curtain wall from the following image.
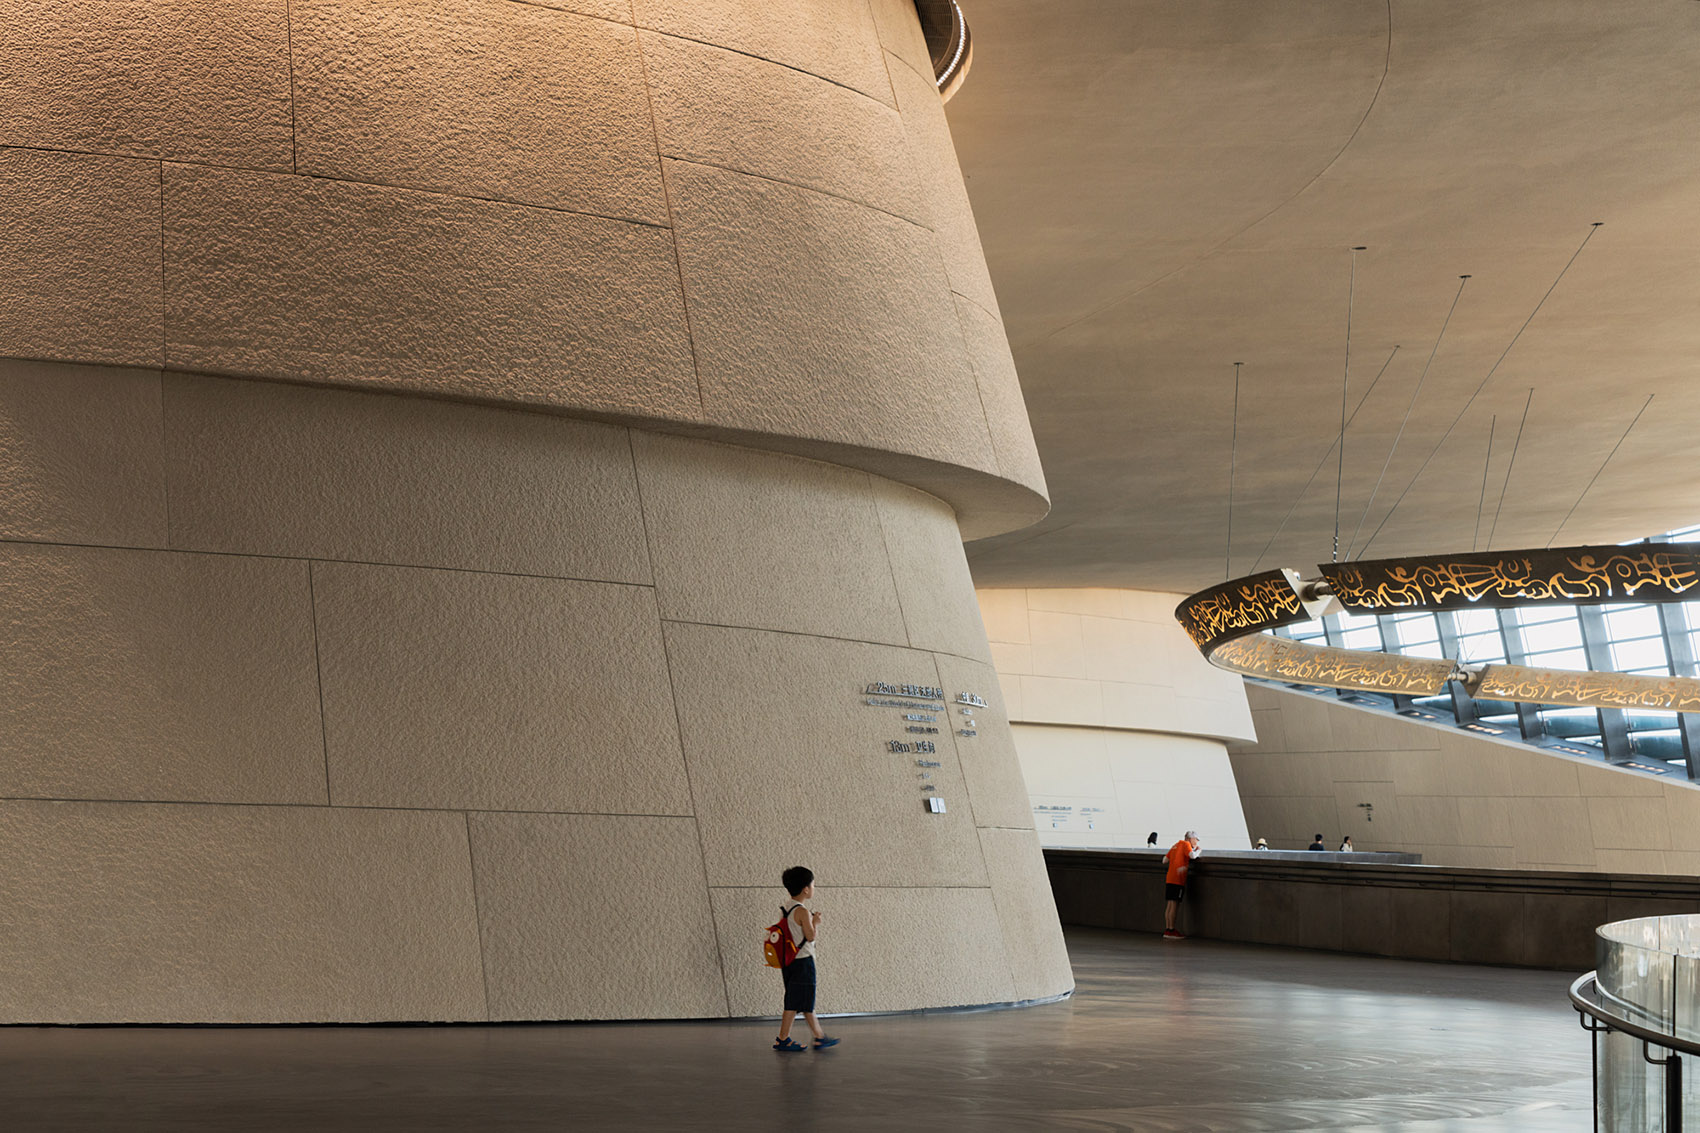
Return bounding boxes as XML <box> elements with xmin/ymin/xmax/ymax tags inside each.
<box><xmin>1272</xmin><ymin>526</ymin><xmax>1700</xmax><ymax>777</ymax></box>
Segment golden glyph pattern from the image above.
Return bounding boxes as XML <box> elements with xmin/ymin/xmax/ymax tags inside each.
<box><xmin>1320</xmin><ymin>545</ymin><xmax>1700</xmax><ymax>612</ymax></box>
<box><xmin>1469</xmin><ymin>666</ymin><xmax>1700</xmax><ymax>713</ymax></box>
<box><xmin>1179</xmin><ymin>542</ymin><xmax>1700</xmax><ymax>714</ymax></box>
<box><xmin>1208</xmin><ymin>634</ymin><xmax>1457</xmax><ymax>695</ymax></box>
<box><xmin>1173</xmin><ymin>570</ymin><xmax>1306</xmax><ymax>651</ymax></box>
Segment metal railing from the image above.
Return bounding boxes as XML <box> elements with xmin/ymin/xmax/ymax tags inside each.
<box><xmin>1571</xmin><ymin>915</ymin><xmax>1700</xmax><ymax>1130</ymax></box>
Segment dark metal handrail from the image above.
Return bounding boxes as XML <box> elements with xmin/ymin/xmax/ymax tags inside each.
<box><xmin>1572</xmin><ymin>971</ymin><xmax>1693</xmax><ymax>1130</ymax></box>
<box><xmin>1571</xmin><ymin>972</ymin><xmax>1700</xmax><ymax>1058</ymax></box>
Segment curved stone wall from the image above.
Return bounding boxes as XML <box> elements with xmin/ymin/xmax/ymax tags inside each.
<box><xmin>0</xmin><ymin>358</ymin><xmax>1069</xmax><ymax>1023</ymax></box>
<box><xmin>0</xmin><ymin>0</ymin><xmax>1043</xmax><ymax>538</ymax></box>
<box><xmin>0</xmin><ymin>2</ymin><xmax>1066</xmax><ymax>1022</ymax></box>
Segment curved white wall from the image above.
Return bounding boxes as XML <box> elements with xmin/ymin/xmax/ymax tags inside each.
<box><xmin>976</xmin><ymin>589</ymin><xmax>1255</xmax><ymax>850</ymax></box>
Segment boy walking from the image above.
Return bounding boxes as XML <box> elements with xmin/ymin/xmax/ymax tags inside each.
<box><xmin>774</xmin><ymin>866</ymin><xmax>840</xmax><ymax>1052</ymax></box>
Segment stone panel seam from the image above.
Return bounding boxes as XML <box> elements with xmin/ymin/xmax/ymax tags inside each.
<box><xmin>158</xmin><ymin>157</ymin><xmax>674</xmax><ymax>234</ymax></box>
<box><xmin>285</xmin><ymin>0</ymin><xmax>299</xmax><ymax>173</ymax></box>
<box><xmin>868</xmin><ymin>473</ymin><xmax>915</xmax><ymax>648</ymax></box>
<box><xmin>156</xmin><ymin>161</ymin><xmax>167</xmax><ymax>367</ymax></box>
<box><xmin>952</xmin><ymin>289</ymin><xmax>1001</xmax><ymax>328</ymax></box>
<box><xmin>305</xmin><ymin>562</ymin><xmax>334</xmax><ymax>805</ymax></box>
<box><xmin>974</xmin><ymin>830</ymin><xmax>1028</xmax><ymax>998</ymax></box>
<box><xmin>707</xmin><ymin>877</ymin><xmax>992</xmax><ymax>884</ymax></box>
<box><xmin>506</xmin><ymin>0</ymin><xmax>634</xmax><ymax>27</ymax></box>
<box><xmin>658</xmin><ymin>614</ymin><xmax>992</xmax><ymax>667</ymax></box>
<box><xmin>945</xmin><ymin>292</ymin><xmax>1005</xmax><ymax>481</ymax></box>
<box><xmin>630</xmin><ymin>427</ymin><xmax>730</xmax><ymax>1009</ymax></box>
<box><xmin>152</xmin><ymin>369</ymin><xmax>171</xmax><ymax>546</ymax></box>
<box><xmin>633</xmin><ymin>38</ymin><xmax>706</xmax><ymax>410</ymax></box>
<box><xmin>631</xmin><ymin>26</ymin><xmax>896</xmax><ymax>111</ymax></box>
<box><xmin>0</xmin><ymin>536</ymin><xmax>659</xmax><ymax>592</ymax></box>
<box><xmin>462</xmin><ymin>812</ymin><xmax>495</xmax><ymax>1022</ymax></box>
<box><xmin>0</xmin><ymin>796</ymin><xmax>699</xmax><ymax>819</ymax></box>
<box><xmin>883</xmin><ymin>46</ymin><xmax>933</xmax><ymax>90</ymax></box>
<box><xmin>653</xmin><ymin>622</ymin><xmax>734</xmax><ymax>1016</ymax></box>
<box><xmin>663</xmin><ymin>153</ymin><xmax>930</xmax><ymax>233</ymax></box>
<box><xmin>926</xmin><ymin>650</ymin><xmax>993</xmax><ymax>828</ymax></box>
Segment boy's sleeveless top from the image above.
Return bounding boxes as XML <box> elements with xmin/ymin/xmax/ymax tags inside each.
<box><xmin>785</xmin><ymin>902</ymin><xmax>815</xmax><ymax>960</ymax></box>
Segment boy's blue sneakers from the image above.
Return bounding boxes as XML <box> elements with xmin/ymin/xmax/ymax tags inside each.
<box><xmin>773</xmin><ymin>1037</ymin><xmax>807</xmax><ymax>1052</ymax></box>
<box><xmin>814</xmin><ymin>1037</ymin><xmax>840</xmax><ymax>1049</ymax></box>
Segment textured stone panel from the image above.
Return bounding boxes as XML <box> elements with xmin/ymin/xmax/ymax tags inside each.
<box><xmin>1576</xmin><ymin>763</ymin><xmax>1667</xmax><ymax>797</ymax></box>
<box><xmin>293</xmin><ymin>1</ymin><xmax>665</xmax><ymax>223</ymax></box>
<box><xmin>511</xmin><ymin>0</ymin><xmax>632</xmax><ymax>22</ymax></box>
<box><xmin>1508</xmin><ymin>796</ymin><xmax>1596</xmax><ymax>867</ymax></box>
<box><xmin>632</xmin><ymin>432</ymin><xmax>906</xmax><ymax>643</ymax></box>
<box><xmin>978</xmin><ymin>827</ymin><xmax>1073</xmax><ymax>1001</ymax></box>
<box><xmin>0</xmin><ymin>801</ymin><xmax>484</xmax><ymax>1023</ymax></box>
<box><xmin>315</xmin><ymin>562</ymin><xmax>690</xmax><ymax>814</ymax></box>
<box><xmin>888</xmin><ymin>58</ymin><xmax>1001</xmax><ymax>319</ymax></box>
<box><xmin>975</xmin><ymin>588</ymin><xmax>1031</xmax><ymax>644</ymax></box>
<box><xmin>1028</xmin><ymin>610</ymin><xmax>1087</xmax><ymax>678</ymax></box>
<box><xmin>665</xmin><ymin>159</ymin><xmax>997</xmax><ymax>475</ymax></box>
<box><xmin>953</xmin><ymin>296</ymin><xmax>1047</xmax><ymax>493</ymax></box>
<box><xmin>665</xmin><ymin>622</ymin><xmax>989</xmax><ymax>888</ymax></box>
<box><xmin>469</xmin><ymin>813</ymin><xmax>726</xmax><ymax>1020</ymax></box>
<box><xmin>642</xmin><ymin>31</ymin><xmax>922</xmax><ymax>221</ymax></box>
<box><xmin>1587</xmin><ymin>795</ymin><xmax>1671</xmax><ymax>851</ymax></box>
<box><xmin>0</xmin><ymin>1</ymin><xmax>291</xmax><ymax>169</ymax></box>
<box><xmin>868</xmin><ymin>0</ymin><xmax>932</xmax><ymax>81</ymax></box>
<box><xmin>0</xmin><ymin>148</ymin><xmax>162</xmax><ymax>367</ymax></box>
<box><xmin>0</xmin><ymin>544</ymin><xmax>325</xmax><ymax>805</ymax></box>
<box><xmin>1020</xmin><ymin>675</ymin><xmax>1106</xmax><ymax>726</ymax></box>
<box><xmin>163</xmin><ymin>374</ymin><xmax>650</xmax><ymax>583</ymax></box>
<box><xmin>162</xmin><ymin>163</ymin><xmax>697</xmax><ymax>418</ymax></box>
<box><xmin>935</xmin><ymin>653</ymin><xmax>1035</xmax><ymax>830</ymax></box>
<box><xmin>633</xmin><ymin>0</ymin><xmax>892</xmax><ymax>106</ymax></box>
<box><xmin>0</xmin><ymin>358</ymin><xmax>166</xmax><ymax>547</ymax></box>
<box><xmin>1666</xmin><ymin>788</ymin><xmax>1700</xmax><ymax>853</ymax></box>
<box><xmin>869</xmin><ymin>478</ymin><xmax>990</xmax><ymax>660</ymax></box>
<box><xmin>711</xmin><ymin>885</ymin><xmax>1014</xmax><ymax>1016</ymax></box>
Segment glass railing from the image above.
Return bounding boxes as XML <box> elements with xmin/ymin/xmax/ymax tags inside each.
<box><xmin>1577</xmin><ymin>915</ymin><xmax>1700</xmax><ymax>1129</ymax></box>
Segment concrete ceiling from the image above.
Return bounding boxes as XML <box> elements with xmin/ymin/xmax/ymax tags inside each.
<box><xmin>949</xmin><ymin>0</ymin><xmax>1700</xmax><ymax>593</ymax></box>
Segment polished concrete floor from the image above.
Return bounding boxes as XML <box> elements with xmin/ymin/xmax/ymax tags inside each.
<box><xmin>2</xmin><ymin>929</ymin><xmax>1592</xmax><ymax>1131</ymax></box>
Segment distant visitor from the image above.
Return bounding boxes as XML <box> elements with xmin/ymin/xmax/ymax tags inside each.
<box><xmin>1147</xmin><ymin>831</ymin><xmax>1159</xmax><ymax>847</ymax></box>
<box><xmin>1163</xmin><ymin>832</ymin><xmax>1202</xmax><ymax>940</ymax></box>
<box><xmin>1339</xmin><ymin>836</ymin><xmax>1354</xmax><ymax>852</ymax></box>
<box><xmin>1255</xmin><ymin>838</ymin><xmax>1269</xmax><ymax>850</ymax></box>
<box><xmin>1308</xmin><ymin>834</ymin><xmax>1326</xmax><ymax>851</ymax></box>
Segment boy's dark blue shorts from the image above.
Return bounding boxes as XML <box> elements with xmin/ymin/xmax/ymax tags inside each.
<box><xmin>782</xmin><ymin>956</ymin><xmax>817</xmax><ymax>1012</ymax></box>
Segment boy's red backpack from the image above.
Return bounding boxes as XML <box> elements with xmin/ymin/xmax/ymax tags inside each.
<box><xmin>763</xmin><ymin>905</ymin><xmax>799</xmax><ymax>969</ymax></box>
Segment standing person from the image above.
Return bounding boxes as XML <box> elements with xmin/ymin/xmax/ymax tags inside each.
<box><xmin>1307</xmin><ymin>834</ymin><xmax>1326</xmax><ymax>851</ymax></box>
<box><xmin>1162</xmin><ymin>831</ymin><xmax>1201</xmax><ymax>940</ymax></box>
<box><xmin>1146</xmin><ymin>831</ymin><xmax>1159</xmax><ymax>847</ymax></box>
<box><xmin>773</xmin><ymin>866</ymin><xmax>840</xmax><ymax>1052</ymax></box>
<box><xmin>1339</xmin><ymin>836</ymin><xmax>1354</xmax><ymax>852</ymax></box>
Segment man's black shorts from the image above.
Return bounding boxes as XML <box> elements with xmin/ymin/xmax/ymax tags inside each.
<box><xmin>782</xmin><ymin>955</ymin><xmax>817</xmax><ymax>1012</ymax></box>
<box><xmin>1165</xmin><ymin>883</ymin><xmax>1186</xmax><ymax>903</ymax></box>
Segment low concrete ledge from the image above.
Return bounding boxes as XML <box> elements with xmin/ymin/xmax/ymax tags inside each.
<box><xmin>1045</xmin><ymin>848</ymin><xmax>1700</xmax><ymax>971</ymax></box>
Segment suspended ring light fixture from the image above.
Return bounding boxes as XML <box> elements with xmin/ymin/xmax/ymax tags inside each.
<box><xmin>1175</xmin><ymin>545</ymin><xmax>1700</xmax><ymax>712</ymax></box>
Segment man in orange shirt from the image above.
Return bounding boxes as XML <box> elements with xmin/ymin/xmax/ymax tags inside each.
<box><xmin>1163</xmin><ymin>831</ymin><xmax>1201</xmax><ymax>940</ymax></box>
